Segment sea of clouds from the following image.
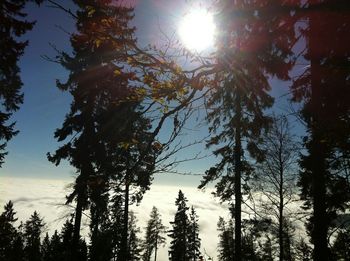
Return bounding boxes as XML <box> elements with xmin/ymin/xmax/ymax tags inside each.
<box><xmin>0</xmin><ymin>176</ymin><xmax>231</xmax><ymax>260</ymax></box>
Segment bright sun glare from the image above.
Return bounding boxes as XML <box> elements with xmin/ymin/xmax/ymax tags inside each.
<box><xmin>179</xmin><ymin>9</ymin><xmax>215</xmax><ymax>52</ymax></box>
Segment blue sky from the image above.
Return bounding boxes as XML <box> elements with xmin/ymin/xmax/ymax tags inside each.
<box><xmin>1</xmin><ymin>0</ymin><xmax>301</xmax><ymax>185</ymax></box>
<box><xmin>1</xmin><ymin>0</ymin><xmax>209</xmax><ymax>182</ymax></box>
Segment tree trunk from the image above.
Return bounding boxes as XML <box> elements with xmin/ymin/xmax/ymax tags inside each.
<box><xmin>279</xmin><ymin>164</ymin><xmax>284</xmax><ymax>261</ymax></box>
<box><xmin>234</xmin><ymin>89</ymin><xmax>242</xmax><ymax>261</ymax></box>
<box><xmin>121</xmin><ymin>171</ymin><xmax>130</xmax><ymax>261</ymax></box>
<box><xmin>154</xmin><ymin>236</ymin><xmax>158</xmax><ymax>261</ymax></box>
<box><xmin>72</xmin><ymin>190</ymin><xmax>84</xmax><ymax>260</ymax></box>
<box><xmin>309</xmin><ymin>9</ymin><xmax>329</xmax><ymax>261</ymax></box>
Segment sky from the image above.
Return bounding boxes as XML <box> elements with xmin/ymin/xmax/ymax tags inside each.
<box><xmin>1</xmin><ymin>0</ymin><xmax>227</xmax><ymax>183</ymax></box>
<box><xmin>0</xmin><ymin>2</ymin><xmax>305</xmax><ymax>258</ymax></box>
<box><xmin>1</xmin><ymin>0</ymin><xmax>298</xmax><ymax>182</ymax></box>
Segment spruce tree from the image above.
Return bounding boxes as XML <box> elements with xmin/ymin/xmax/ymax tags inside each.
<box><xmin>169</xmin><ymin>190</ymin><xmax>189</xmax><ymax>261</ymax></box>
<box><xmin>89</xmin><ymin>177</ymin><xmax>112</xmax><ymax>261</ymax></box>
<box><xmin>41</xmin><ymin>233</ymin><xmax>51</xmax><ymax>261</ymax></box>
<box><xmin>23</xmin><ymin>211</ymin><xmax>44</xmax><ymax>261</ymax></box>
<box><xmin>0</xmin><ymin>0</ymin><xmax>42</xmax><ymax>166</ymax></box>
<box><xmin>128</xmin><ymin>211</ymin><xmax>142</xmax><ymax>261</ymax></box>
<box><xmin>0</xmin><ymin>201</ymin><xmax>19</xmax><ymax>260</ymax></box>
<box><xmin>142</xmin><ymin>206</ymin><xmax>166</xmax><ymax>261</ymax></box>
<box><xmin>47</xmin><ymin>1</ymin><xmax>154</xmax><ymax>259</ymax></box>
<box><xmin>217</xmin><ymin>217</ymin><xmax>234</xmax><ymax>261</ymax></box>
<box><xmin>60</xmin><ymin>219</ymin><xmax>87</xmax><ymax>261</ymax></box>
<box><xmin>291</xmin><ymin>2</ymin><xmax>350</xmax><ymax>259</ymax></box>
<box><xmin>187</xmin><ymin>206</ymin><xmax>201</xmax><ymax>261</ymax></box>
<box><xmin>49</xmin><ymin>230</ymin><xmax>63</xmax><ymax>261</ymax></box>
<box><xmin>199</xmin><ymin>1</ymin><xmax>296</xmax><ymax>259</ymax></box>
<box><xmin>110</xmin><ymin>193</ymin><xmax>124</xmax><ymax>260</ymax></box>
<box><xmin>48</xmin><ymin>2</ymin><xmax>160</xmax><ymax>260</ymax></box>
<box><xmin>11</xmin><ymin>231</ymin><xmax>25</xmax><ymax>261</ymax></box>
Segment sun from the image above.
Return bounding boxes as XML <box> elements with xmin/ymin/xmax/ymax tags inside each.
<box><xmin>179</xmin><ymin>9</ymin><xmax>216</xmax><ymax>52</ymax></box>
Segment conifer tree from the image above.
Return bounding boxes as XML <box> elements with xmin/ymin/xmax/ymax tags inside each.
<box><xmin>217</xmin><ymin>217</ymin><xmax>234</xmax><ymax>261</ymax></box>
<box><xmin>11</xmin><ymin>231</ymin><xmax>25</xmax><ymax>261</ymax></box>
<box><xmin>89</xmin><ymin>178</ymin><xmax>113</xmax><ymax>261</ymax></box>
<box><xmin>0</xmin><ymin>0</ymin><xmax>42</xmax><ymax>166</ymax></box>
<box><xmin>47</xmin><ymin>2</ymin><xmax>155</xmax><ymax>259</ymax></box>
<box><xmin>142</xmin><ymin>206</ymin><xmax>166</xmax><ymax>261</ymax></box>
<box><xmin>23</xmin><ymin>211</ymin><xmax>44</xmax><ymax>261</ymax></box>
<box><xmin>0</xmin><ymin>201</ymin><xmax>18</xmax><ymax>260</ymax></box>
<box><xmin>41</xmin><ymin>233</ymin><xmax>51</xmax><ymax>261</ymax></box>
<box><xmin>111</xmin><ymin>193</ymin><xmax>124</xmax><ymax>260</ymax></box>
<box><xmin>291</xmin><ymin>2</ymin><xmax>350</xmax><ymax>259</ymax></box>
<box><xmin>187</xmin><ymin>206</ymin><xmax>201</xmax><ymax>261</ymax></box>
<box><xmin>128</xmin><ymin>211</ymin><xmax>142</xmax><ymax>261</ymax></box>
<box><xmin>49</xmin><ymin>230</ymin><xmax>63</xmax><ymax>261</ymax></box>
<box><xmin>169</xmin><ymin>190</ymin><xmax>189</xmax><ymax>261</ymax></box>
<box><xmin>199</xmin><ymin>1</ymin><xmax>296</xmax><ymax>259</ymax></box>
<box><xmin>60</xmin><ymin>219</ymin><xmax>87</xmax><ymax>261</ymax></box>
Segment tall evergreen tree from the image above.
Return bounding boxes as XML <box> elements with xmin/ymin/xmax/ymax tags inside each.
<box><xmin>41</xmin><ymin>233</ymin><xmax>51</xmax><ymax>261</ymax></box>
<box><xmin>0</xmin><ymin>0</ymin><xmax>42</xmax><ymax>166</ymax></box>
<box><xmin>49</xmin><ymin>230</ymin><xmax>64</xmax><ymax>261</ymax></box>
<box><xmin>128</xmin><ymin>211</ymin><xmax>142</xmax><ymax>261</ymax></box>
<box><xmin>291</xmin><ymin>1</ymin><xmax>350</xmax><ymax>259</ymax></box>
<box><xmin>60</xmin><ymin>219</ymin><xmax>87</xmax><ymax>261</ymax></box>
<box><xmin>89</xmin><ymin>177</ymin><xmax>112</xmax><ymax>261</ymax></box>
<box><xmin>217</xmin><ymin>217</ymin><xmax>234</xmax><ymax>261</ymax></box>
<box><xmin>199</xmin><ymin>1</ymin><xmax>296</xmax><ymax>259</ymax></box>
<box><xmin>187</xmin><ymin>206</ymin><xmax>201</xmax><ymax>261</ymax></box>
<box><xmin>0</xmin><ymin>201</ymin><xmax>19</xmax><ymax>260</ymax></box>
<box><xmin>11</xmin><ymin>230</ymin><xmax>25</xmax><ymax>261</ymax></box>
<box><xmin>110</xmin><ymin>192</ymin><xmax>125</xmax><ymax>261</ymax></box>
<box><xmin>169</xmin><ymin>190</ymin><xmax>189</xmax><ymax>261</ymax></box>
<box><xmin>142</xmin><ymin>206</ymin><xmax>166</xmax><ymax>261</ymax></box>
<box><xmin>47</xmin><ymin>2</ymin><xmax>156</xmax><ymax>260</ymax></box>
<box><xmin>23</xmin><ymin>211</ymin><xmax>44</xmax><ymax>261</ymax></box>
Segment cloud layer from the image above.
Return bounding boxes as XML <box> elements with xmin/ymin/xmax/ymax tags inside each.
<box><xmin>0</xmin><ymin>176</ymin><xmax>230</xmax><ymax>260</ymax></box>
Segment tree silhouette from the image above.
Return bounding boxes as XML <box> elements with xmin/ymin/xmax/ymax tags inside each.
<box><xmin>0</xmin><ymin>201</ymin><xmax>19</xmax><ymax>260</ymax></box>
<box><xmin>291</xmin><ymin>1</ymin><xmax>350</xmax><ymax>259</ymax></box>
<box><xmin>169</xmin><ymin>190</ymin><xmax>190</xmax><ymax>261</ymax></box>
<box><xmin>187</xmin><ymin>206</ymin><xmax>201</xmax><ymax>261</ymax></box>
<box><xmin>253</xmin><ymin>116</ymin><xmax>298</xmax><ymax>261</ymax></box>
<box><xmin>217</xmin><ymin>217</ymin><xmax>234</xmax><ymax>261</ymax></box>
<box><xmin>48</xmin><ymin>230</ymin><xmax>64</xmax><ymax>261</ymax></box>
<box><xmin>198</xmin><ymin>1</ymin><xmax>296</xmax><ymax>259</ymax></box>
<box><xmin>47</xmin><ymin>1</ymin><xmax>151</xmax><ymax>259</ymax></box>
<box><xmin>41</xmin><ymin>233</ymin><xmax>51</xmax><ymax>261</ymax></box>
<box><xmin>60</xmin><ymin>219</ymin><xmax>87</xmax><ymax>261</ymax></box>
<box><xmin>23</xmin><ymin>211</ymin><xmax>45</xmax><ymax>261</ymax></box>
<box><xmin>0</xmin><ymin>0</ymin><xmax>42</xmax><ymax>166</ymax></box>
<box><xmin>142</xmin><ymin>206</ymin><xmax>166</xmax><ymax>261</ymax></box>
<box><xmin>128</xmin><ymin>211</ymin><xmax>142</xmax><ymax>261</ymax></box>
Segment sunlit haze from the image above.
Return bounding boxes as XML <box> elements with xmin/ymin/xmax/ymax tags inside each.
<box><xmin>179</xmin><ymin>8</ymin><xmax>216</xmax><ymax>52</ymax></box>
